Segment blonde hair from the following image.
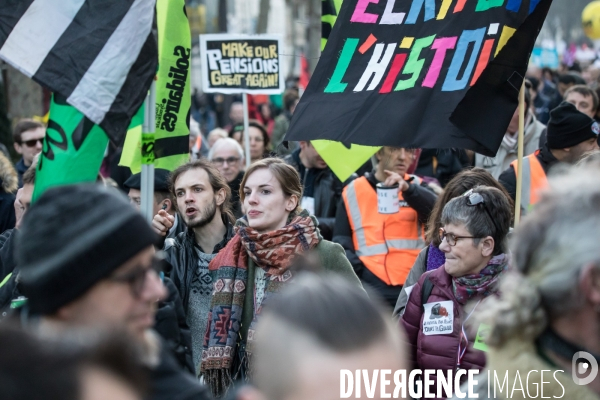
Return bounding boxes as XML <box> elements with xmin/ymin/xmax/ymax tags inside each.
<box><xmin>239</xmin><ymin>158</ymin><xmax>303</xmax><ymax>212</ymax></box>
<box><xmin>477</xmin><ymin>165</ymin><xmax>600</xmax><ymax>347</ymax></box>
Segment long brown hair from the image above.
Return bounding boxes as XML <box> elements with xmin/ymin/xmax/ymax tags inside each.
<box><xmin>426</xmin><ymin>167</ymin><xmax>514</xmax><ymax>246</ymax></box>
<box><xmin>169</xmin><ymin>159</ymin><xmax>235</xmax><ymax>224</ymax></box>
<box><xmin>239</xmin><ymin>158</ymin><xmax>302</xmax><ymax>212</ymax></box>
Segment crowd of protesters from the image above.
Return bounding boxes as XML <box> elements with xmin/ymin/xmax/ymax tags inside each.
<box><xmin>0</xmin><ymin>66</ymin><xmax>599</xmax><ymax>400</ymax></box>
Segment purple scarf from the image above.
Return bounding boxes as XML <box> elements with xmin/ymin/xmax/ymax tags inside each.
<box><xmin>426</xmin><ymin>244</ymin><xmax>446</xmax><ymax>271</ymax></box>
<box><xmin>451</xmin><ymin>254</ymin><xmax>508</xmax><ymax>304</ymax></box>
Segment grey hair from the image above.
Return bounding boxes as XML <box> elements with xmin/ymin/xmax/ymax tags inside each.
<box><xmin>440</xmin><ymin>186</ymin><xmax>511</xmax><ymax>255</ymax></box>
<box><xmin>207</xmin><ymin>137</ymin><xmax>244</xmax><ymax>162</ymax></box>
<box><xmin>478</xmin><ymin>165</ymin><xmax>600</xmax><ymax>347</ymax></box>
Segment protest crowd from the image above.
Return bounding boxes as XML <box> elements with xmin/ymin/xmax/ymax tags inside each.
<box><xmin>2</xmin><ymin>1</ymin><xmax>600</xmax><ymax>399</ymax></box>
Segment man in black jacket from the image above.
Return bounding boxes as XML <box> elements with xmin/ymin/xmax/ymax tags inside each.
<box><xmin>152</xmin><ymin>159</ymin><xmax>235</xmax><ymax>376</ymax></box>
<box><xmin>284</xmin><ymin>142</ymin><xmax>351</xmax><ymax>241</ymax></box>
<box><xmin>15</xmin><ymin>184</ymin><xmax>211</xmax><ymax>400</ymax></box>
<box><xmin>499</xmin><ymin>102</ymin><xmax>599</xmax><ymax>204</ymax></box>
<box><xmin>124</xmin><ymin>169</ymin><xmax>186</xmax><ymax>240</ymax></box>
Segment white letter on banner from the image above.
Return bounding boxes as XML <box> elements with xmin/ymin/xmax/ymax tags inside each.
<box><xmin>423</xmin><ymin>370</ymin><xmax>435</xmax><ymax>398</ymax></box>
<box><xmin>455</xmin><ymin>369</ymin><xmax>466</xmax><ymax>398</ymax></box>
<box><xmin>393</xmin><ymin>370</ymin><xmax>406</xmax><ymax>398</ymax></box>
<box><xmin>409</xmin><ymin>370</ymin><xmax>422</xmax><ymax>399</ymax></box>
<box><xmin>219</xmin><ymin>59</ymin><xmax>231</xmax><ymax>74</ymax></box>
<box><xmin>438</xmin><ymin>370</ymin><xmax>453</xmax><ymax>398</ymax></box>
<box><xmin>380</xmin><ymin>369</ymin><xmax>391</xmax><ymax>398</ymax></box>
<box><xmin>207</xmin><ymin>49</ymin><xmax>222</xmax><ymax>70</ymax></box>
<box><xmin>468</xmin><ymin>369</ymin><xmax>479</xmax><ymax>398</ymax></box>
<box><xmin>354</xmin><ymin>43</ymin><xmax>397</xmax><ymax>92</ymax></box>
<box><xmin>363</xmin><ymin>370</ymin><xmax>379</xmax><ymax>398</ymax></box>
<box><xmin>340</xmin><ymin>370</ymin><xmax>353</xmax><ymax>398</ymax></box>
<box><xmin>380</xmin><ymin>0</ymin><xmax>405</xmax><ymax>24</ymax></box>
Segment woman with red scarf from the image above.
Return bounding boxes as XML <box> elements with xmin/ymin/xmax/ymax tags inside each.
<box><xmin>199</xmin><ymin>158</ymin><xmax>361</xmax><ymax>397</ymax></box>
<box><xmin>401</xmin><ymin>186</ymin><xmax>512</xmax><ymax>397</ymax></box>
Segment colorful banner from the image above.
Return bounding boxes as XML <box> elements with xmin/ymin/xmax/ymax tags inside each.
<box><xmin>200</xmin><ymin>34</ymin><xmax>284</xmax><ymax>94</ymax></box>
<box><xmin>154</xmin><ymin>0</ymin><xmax>192</xmax><ymax>171</ymax></box>
<box><xmin>33</xmin><ymin>95</ymin><xmax>109</xmax><ymax>202</ymax></box>
<box><xmin>316</xmin><ymin>0</ymin><xmax>380</xmax><ymax>182</ymax></box>
<box><xmin>120</xmin><ymin>0</ymin><xmax>191</xmax><ymax>172</ymax></box>
<box><xmin>286</xmin><ymin>0</ymin><xmax>553</xmax><ymax>156</ymax></box>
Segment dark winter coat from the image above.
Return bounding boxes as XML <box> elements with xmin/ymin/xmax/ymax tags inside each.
<box><xmin>0</xmin><ymin>229</ymin><xmax>19</xmax><ymax>311</ymax></box>
<box><xmin>148</xmin><ymin>334</ymin><xmax>212</xmax><ymax>400</ymax></box>
<box><xmin>163</xmin><ymin>219</ymin><xmax>234</xmax><ymax>311</ymax></box>
<box><xmin>401</xmin><ymin>265</ymin><xmax>486</xmax><ymax>387</ymax></box>
<box><xmin>284</xmin><ymin>149</ymin><xmax>354</xmax><ymax>241</ymax></box>
<box><xmin>154</xmin><ymin>277</ymin><xmax>194</xmax><ymax>374</ymax></box>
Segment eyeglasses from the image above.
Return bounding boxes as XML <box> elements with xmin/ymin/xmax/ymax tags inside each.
<box><xmin>439</xmin><ymin>228</ymin><xmax>482</xmax><ymax>247</ymax></box>
<box><xmin>21</xmin><ymin>138</ymin><xmax>44</xmax><ymax>147</ymax></box>
<box><xmin>463</xmin><ymin>189</ymin><xmax>500</xmax><ymax>234</ymax></box>
<box><xmin>211</xmin><ymin>157</ymin><xmax>240</xmax><ymax>166</ymax></box>
<box><xmin>108</xmin><ymin>255</ymin><xmax>166</xmax><ymax>299</ymax></box>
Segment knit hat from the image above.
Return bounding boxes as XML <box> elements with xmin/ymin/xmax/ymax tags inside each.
<box><xmin>124</xmin><ymin>168</ymin><xmax>171</xmax><ymax>192</ymax></box>
<box><xmin>17</xmin><ymin>184</ymin><xmax>157</xmax><ymax>315</ymax></box>
<box><xmin>547</xmin><ymin>102</ymin><xmax>599</xmax><ymax>149</ymax></box>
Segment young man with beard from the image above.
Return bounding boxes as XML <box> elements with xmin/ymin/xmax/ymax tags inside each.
<box><xmin>152</xmin><ymin>159</ymin><xmax>235</xmax><ymax>375</ymax></box>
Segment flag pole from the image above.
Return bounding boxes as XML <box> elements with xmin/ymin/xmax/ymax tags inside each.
<box><xmin>242</xmin><ymin>92</ymin><xmax>251</xmax><ymax>169</ymax></box>
<box><xmin>514</xmin><ymin>81</ymin><xmax>525</xmax><ymax>225</ymax></box>
<box><xmin>141</xmin><ymin>81</ymin><xmax>156</xmax><ymax>224</ymax></box>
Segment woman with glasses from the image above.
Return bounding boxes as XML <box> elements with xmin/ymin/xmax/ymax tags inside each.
<box><xmin>401</xmin><ymin>186</ymin><xmax>512</xmax><ymax>395</ymax></box>
<box><xmin>393</xmin><ymin>168</ymin><xmax>513</xmax><ymax>318</ymax></box>
<box><xmin>199</xmin><ymin>158</ymin><xmax>361</xmax><ymax>397</ymax></box>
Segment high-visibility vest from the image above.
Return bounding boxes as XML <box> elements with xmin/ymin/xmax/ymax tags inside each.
<box><xmin>510</xmin><ymin>151</ymin><xmax>548</xmax><ymax>214</ymax></box>
<box><xmin>342</xmin><ymin>176</ymin><xmax>425</xmax><ymax>286</ymax></box>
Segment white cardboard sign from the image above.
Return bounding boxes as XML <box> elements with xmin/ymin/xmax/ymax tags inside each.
<box><xmin>422</xmin><ymin>300</ymin><xmax>454</xmax><ymax>336</ymax></box>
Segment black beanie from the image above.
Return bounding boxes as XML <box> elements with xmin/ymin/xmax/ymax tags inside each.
<box><xmin>547</xmin><ymin>102</ymin><xmax>599</xmax><ymax>149</ymax></box>
<box><xmin>124</xmin><ymin>168</ymin><xmax>171</xmax><ymax>192</ymax></box>
<box><xmin>17</xmin><ymin>184</ymin><xmax>157</xmax><ymax>315</ymax></box>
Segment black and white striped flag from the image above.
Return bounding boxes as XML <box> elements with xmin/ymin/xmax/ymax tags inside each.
<box><xmin>0</xmin><ymin>0</ymin><xmax>158</xmax><ymax>144</ymax></box>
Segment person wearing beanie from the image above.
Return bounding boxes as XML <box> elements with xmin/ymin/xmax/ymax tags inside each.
<box><xmin>499</xmin><ymin>102</ymin><xmax>599</xmax><ymax>213</ymax></box>
<box><xmin>14</xmin><ymin>184</ymin><xmax>211</xmax><ymax>400</ymax></box>
<box><xmin>124</xmin><ymin>169</ymin><xmax>186</xmax><ymax>240</ymax></box>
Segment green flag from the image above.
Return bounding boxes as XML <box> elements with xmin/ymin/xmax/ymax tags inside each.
<box><xmin>321</xmin><ymin>0</ymin><xmax>343</xmax><ymax>51</ymax></box>
<box><xmin>32</xmin><ymin>95</ymin><xmax>109</xmax><ymax>202</ymax></box>
<box><xmin>117</xmin><ymin>107</ymin><xmax>145</xmax><ymax>174</ymax></box>
<box><xmin>120</xmin><ymin>0</ymin><xmax>191</xmax><ymax>172</ymax></box>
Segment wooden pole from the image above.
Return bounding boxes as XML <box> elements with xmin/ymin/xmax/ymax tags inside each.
<box><xmin>514</xmin><ymin>81</ymin><xmax>525</xmax><ymax>225</ymax></box>
<box><xmin>141</xmin><ymin>81</ymin><xmax>156</xmax><ymax>224</ymax></box>
<box><xmin>242</xmin><ymin>92</ymin><xmax>251</xmax><ymax>168</ymax></box>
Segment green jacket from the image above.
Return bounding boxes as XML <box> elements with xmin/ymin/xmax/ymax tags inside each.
<box><xmin>240</xmin><ymin>240</ymin><xmax>362</xmax><ymax>339</ymax></box>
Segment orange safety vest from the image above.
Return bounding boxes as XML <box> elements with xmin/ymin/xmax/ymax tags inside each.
<box><xmin>510</xmin><ymin>151</ymin><xmax>548</xmax><ymax>214</ymax></box>
<box><xmin>342</xmin><ymin>176</ymin><xmax>425</xmax><ymax>286</ymax></box>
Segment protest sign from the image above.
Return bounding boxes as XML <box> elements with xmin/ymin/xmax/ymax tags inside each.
<box><xmin>286</xmin><ymin>0</ymin><xmax>552</xmax><ymax>156</ymax></box>
<box><xmin>200</xmin><ymin>34</ymin><xmax>284</xmax><ymax>94</ymax></box>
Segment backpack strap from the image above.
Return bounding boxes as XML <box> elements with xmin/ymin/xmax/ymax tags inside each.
<box><xmin>421</xmin><ymin>275</ymin><xmax>434</xmax><ymax>309</ymax></box>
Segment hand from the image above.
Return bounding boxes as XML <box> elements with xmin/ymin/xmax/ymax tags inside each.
<box><xmin>383</xmin><ymin>170</ymin><xmax>409</xmax><ymax>192</ymax></box>
<box><xmin>14</xmin><ymin>188</ymin><xmax>25</xmax><ymax>229</ymax></box>
<box><xmin>152</xmin><ymin>209</ymin><xmax>174</xmax><ymax>236</ymax></box>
